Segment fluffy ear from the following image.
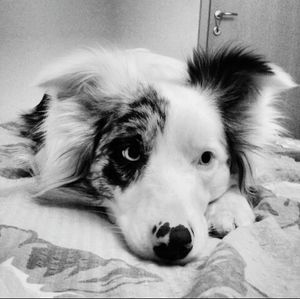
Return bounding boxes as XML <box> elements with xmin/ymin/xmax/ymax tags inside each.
<box><xmin>31</xmin><ymin>97</ymin><xmax>100</xmax><ymax>205</ymax></box>
<box><xmin>187</xmin><ymin>46</ymin><xmax>297</xmax><ymax>192</ymax></box>
<box><xmin>36</xmin><ymin>47</ymin><xmax>188</xmax><ymax>99</ymax></box>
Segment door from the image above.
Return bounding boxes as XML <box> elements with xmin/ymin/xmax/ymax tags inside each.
<box><xmin>200</xmin><ymin>0</ymin><xmax>300</xmax><ymax>139</ymax></box>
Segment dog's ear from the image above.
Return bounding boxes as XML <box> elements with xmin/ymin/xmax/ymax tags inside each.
<box><xmin>36</xmin><ymin>48</ymin><xmax>118</xmax><ymax>99</ymax></box>
<box><xmin>187</xmin><ymin>46</ymin><xmax>297</xmax><ymax>192</ymax></box>
<box><xmin>32</xmin><ymin>96</ymin><xmax>101</xmax><ymax>205</ymax></box>
<box><xmin>36</xmin><ymin>48</ymin><xmax>187</xmax><ymax>99</ymax></box>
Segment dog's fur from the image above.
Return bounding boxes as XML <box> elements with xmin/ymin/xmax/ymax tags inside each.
<box><xmin>0</xmin><ymin>46</ymin><xmax>296</xmax><ymax>263</ymax></box>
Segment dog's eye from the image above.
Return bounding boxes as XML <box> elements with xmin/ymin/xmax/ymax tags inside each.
<box><xmin>122</xmin><ymin>146</ymin><xmax>141</xmax><ymax>162</ymax></box>
<box><xmin>199</xmin><ymin>151</ymin><xmax>214</xmax><ymax>165</ymax></box>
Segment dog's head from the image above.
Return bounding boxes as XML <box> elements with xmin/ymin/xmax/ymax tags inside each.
<box><xmin>34</xmin><ymin>46</ymin><xmax>296</xmax><ymax>263</ymax></box>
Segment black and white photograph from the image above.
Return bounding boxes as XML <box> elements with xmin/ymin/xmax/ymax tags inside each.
<box><xmin>0</xmin><ymin>0</ymin><xmax>299</xmax><ymax>297</ymax></box>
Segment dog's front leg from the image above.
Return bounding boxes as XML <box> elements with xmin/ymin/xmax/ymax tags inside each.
<box><xmin>205</xmin><ymin>186</ymin><xmax>255</xmax><ymax>237</ymax></box>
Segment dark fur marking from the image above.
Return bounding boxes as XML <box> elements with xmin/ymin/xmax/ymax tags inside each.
<box><xmin>128</xmin><ymin>90</ymin><xmax>167</xmax><ymax>131</ymax></box>
<box><xmin>187</xmin><ymin>45</ymin><xmax>273</xmax><ymax>91</ymax></box>
<box><xmin>20</xmin><ymin>94</ymin><xmax>50</xmax><ymax>150</ymax></box>
<box><xmin>102</xmin><ymin>136</ymin><xmax>147</xmax><ymax>188</ymax></box>
<box><xmin>187</xmin><ymin>45</ymin><xmax>273</xmax><ymax>192</ymax></box>
<box><xmin>0</xmin><ymin>168</ymin><xmax>32</xmax><ymax>179</ymax></box>
<box><xmin>91</xmin><ymin>87</ymin><xmax>168</xmax><ymax>190</ymax></box>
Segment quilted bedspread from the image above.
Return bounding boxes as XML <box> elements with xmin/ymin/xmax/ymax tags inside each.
<box><xmin>1</xmin><ymin>127</ymin><xmax>300</xmax><ymax>298</ymax></box>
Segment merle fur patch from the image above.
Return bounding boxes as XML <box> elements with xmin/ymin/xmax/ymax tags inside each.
<box><xmin>89</xmin><ymin>87</ymin><xmax>168</xmax><ymax>190</ymax></box>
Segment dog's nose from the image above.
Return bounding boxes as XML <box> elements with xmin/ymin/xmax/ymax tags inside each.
<box><xmin>153</xmin><ymin>223</ymin><xmax>193</xmax><ymax>261</ymax></box>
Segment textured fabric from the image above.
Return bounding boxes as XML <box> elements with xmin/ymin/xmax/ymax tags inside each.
<box><xmin>1</xmin><ymin>127</ymin><xmax>300</xmax><ymax>298</ymax></box>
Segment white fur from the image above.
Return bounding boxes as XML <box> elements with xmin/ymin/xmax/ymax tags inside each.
<box><xmin>206</xmin><ymin>186</ymin><xmax>255</xmax><ymax>234</ymax></box>
<box><xmin>35</xmin><ymin>98</ymin><xmax>95</xmax><ymax>193</ymax></box>
<box><xmin>242</xmin><ymin>64</ymin><xmax>297</xmax><ymax>182</ymax></box>
<box><xmin>205</xmin><ymin>64</ymin><xmax>297</xmax><ymax>238</ymax></box>
<box><xmin>106</xmin><ymin>84</ymin><xmax>230</xmax><ymax>262</ymax></box>
<box><xmin>4</xmin><ymin>47</ymin><xmax>296</xmax><ymax>263</ymax></box>
<box><xmin>245</xmin><ymin>64</ymin><xmax>297</xmax><ymax>150</ymax></box>
<box><xmin>36</xmin><ymin>47</ymin><xmax>188</xmax><ymax>98</ymax></box>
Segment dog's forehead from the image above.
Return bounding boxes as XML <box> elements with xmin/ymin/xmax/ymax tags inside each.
<box><xmin>105</xmin><ymin>83</ymin><xmax>225</xmax><ymax>151</ymax></box>
<box><xmin>156</xmin><ymin>83</ymin><xmax>224</xmax><ymax>148</ymax></box>
<box><xmin>100</xmin><ymin>87</ymin><xmax>168</xmax><ymax>142</ymax></box>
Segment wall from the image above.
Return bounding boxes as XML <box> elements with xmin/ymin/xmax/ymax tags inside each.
<box><xmin>0</xmin><ymin>0</ymin><xmax>200</xmax><ymax>122</ymax></box>
<box><xmin>206</xmin><ymin>0</ymin><xmax>300</xmax><ymax>138</ymax></box>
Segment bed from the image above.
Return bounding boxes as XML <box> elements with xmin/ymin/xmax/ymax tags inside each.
<box><xmin>1</xmin><ymin>126</ymin><xmax>300</xmax><ymax>298</ymax></box>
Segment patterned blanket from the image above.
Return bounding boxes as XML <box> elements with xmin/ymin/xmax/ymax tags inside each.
<box><xmin>1</xmin><ymin>127</ymin><xmax>300</xmax><ymax>298</ymax></box>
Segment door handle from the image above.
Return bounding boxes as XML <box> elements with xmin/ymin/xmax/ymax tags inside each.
<box><xmin>214</xmin><ymin>10</ymin><xmax>238</xmax><ymax>20</ymax></box>
<box><xmin>213</xmin><ymin>10</ymin><xmax>238</xmax><ymax>36</ymax></box>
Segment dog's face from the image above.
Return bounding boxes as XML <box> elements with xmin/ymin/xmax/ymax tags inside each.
<box><xmin>32</xmin><ymin>47</ymin><xmax>295</xmax><ymax>263</ymax></box>
<box><xmin>90</xmin><ymin>83</ymin><xmax>230</xmax><ymax>262</ymax></box>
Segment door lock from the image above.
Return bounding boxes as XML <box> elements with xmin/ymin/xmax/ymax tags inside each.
<box><xmin>213</xmin><ymin>10</ymin><xmax>238</xmax><ymax>36</ymax></box>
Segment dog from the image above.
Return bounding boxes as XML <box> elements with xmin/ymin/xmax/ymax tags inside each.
<box><xmin>0</xmin><ymin>45</ymin><xmax>296</xmax><ymax>264</ymax></box>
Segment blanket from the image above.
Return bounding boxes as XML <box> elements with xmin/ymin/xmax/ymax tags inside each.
<box><xmin>1</xmin><ymin>127</ymin><xmax>300</xmax><ymax>298</ymax></box>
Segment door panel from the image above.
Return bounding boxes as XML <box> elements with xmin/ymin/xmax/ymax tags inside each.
<box><xmin>206</xmin><ymin>0</ymin><xmax>300</xmax><ymax>138</ymax></box>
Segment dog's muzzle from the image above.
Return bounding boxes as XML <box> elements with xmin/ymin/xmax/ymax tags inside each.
<box><xmin>152</xmin><ymin>222</ymin><xmax>193</xmax><ymax>261</ymax></box>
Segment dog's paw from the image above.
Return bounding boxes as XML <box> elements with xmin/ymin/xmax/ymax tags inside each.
<box><xmin>206</xmin><ymin>188</ymin><xmax>255</xmax><ymax>238</ymax></box>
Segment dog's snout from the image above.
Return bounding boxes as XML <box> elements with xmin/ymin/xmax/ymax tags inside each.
<box><xmin>153</xmin><ymin>223</ymin><xmax>193</xmax><ymax>261</ymax></box>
